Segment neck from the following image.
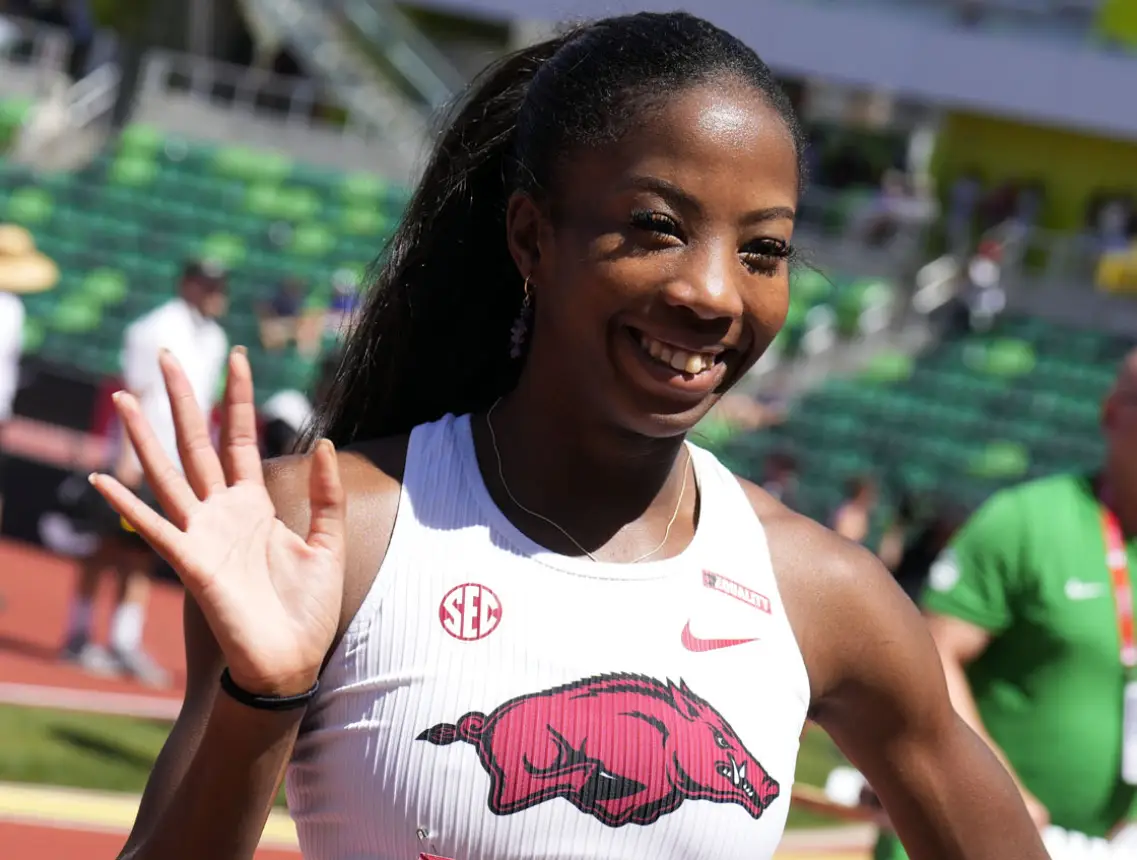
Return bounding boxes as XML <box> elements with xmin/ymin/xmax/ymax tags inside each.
<box><xmin>1100</xmin><ymin>469</ymin><xmax>1137</xmax><ymax>537</ymax></box>
<box><xmin>473</xmin><ymin>372</ymin><xmax>692</xmax><ymax>555</ymax></box>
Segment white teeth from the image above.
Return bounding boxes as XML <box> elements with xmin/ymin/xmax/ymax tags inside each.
<box><xmin>639</xmin><ymin>333</ymin><xmax>716</xmax><ymax>375</ymax></box>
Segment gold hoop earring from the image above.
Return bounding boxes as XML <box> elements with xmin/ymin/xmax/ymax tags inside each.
<box><xmin>510</xmin><ymin>277</ymin><xmax>534</xmax><ymax>359</ymax></box>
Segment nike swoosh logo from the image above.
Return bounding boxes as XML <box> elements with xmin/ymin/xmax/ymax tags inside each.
<box><xmin>681</xmin><ymin>622</ymin><xmax>758</xmax><ymax>653</ymax></box>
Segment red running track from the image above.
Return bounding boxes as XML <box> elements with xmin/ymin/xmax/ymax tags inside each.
<box><xmin>0</xmin><ymin>540</ymin><xmax>200</xmax><ymax>855</ymax></box>
<box><xmin>0</xmin><ymin>540</ymin><xmax>187</xmax><ymax>699</ymax></box>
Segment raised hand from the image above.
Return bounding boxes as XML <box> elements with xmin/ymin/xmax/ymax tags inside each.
<box><xmin>91</xmin><ymin>348</ymin><xmax>345</xmax><ymax>697</ymax></box>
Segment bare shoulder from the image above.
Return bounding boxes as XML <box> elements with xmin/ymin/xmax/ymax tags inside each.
<box><xmin>264</xmin><ymin>435</ymin><xmax>410</xmax><ymax>641</ymax></box>
<box><xmin>735</xmin><ymin>477</ymin><xmax>930</xmax><ymax>718</ymax></box>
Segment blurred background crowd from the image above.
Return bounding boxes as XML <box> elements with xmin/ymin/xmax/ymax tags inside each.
<box><xmin>1</xmin><ymin>0</ymin><xmax>1137</xmax><ymax>856</ymax></box>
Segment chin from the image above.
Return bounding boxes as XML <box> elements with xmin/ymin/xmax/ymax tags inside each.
<box><xmin>609</xmin><ymin>389</ymin><xmax>725</xmax><ymax>440</ymax></box>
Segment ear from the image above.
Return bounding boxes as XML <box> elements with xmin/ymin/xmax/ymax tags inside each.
<box><xmin>505</xmin><ymin>191</ymin><xmax>546</xmax><ymax>283</ymax></box>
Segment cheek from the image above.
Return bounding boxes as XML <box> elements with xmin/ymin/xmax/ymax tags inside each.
<box><xmin>744</xmin><ymin>277</ymin><xmax>791</xmax><ymax>341</ymax></box>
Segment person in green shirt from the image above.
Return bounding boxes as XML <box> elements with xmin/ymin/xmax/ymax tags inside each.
<box><xmin>876</xmin><ymin>351</ymin><xmax>1137</xmax><ymax>858</ymax></box>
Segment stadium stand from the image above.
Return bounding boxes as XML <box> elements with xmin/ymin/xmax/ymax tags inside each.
<box><xmin>712</xmin><ymin>314</ymin><xmax>1126</xmax><ymax>542</ymax></box>
<box><xmin>0</xmin><ymin>111</ymin><xmax>408</xmax><ymax>404</ymax></box>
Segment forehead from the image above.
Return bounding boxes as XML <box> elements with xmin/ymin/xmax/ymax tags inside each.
<box><xmin>554</xmin><ymin>82</ymin><xmax>799</xmax><ymax>213</ymax></box>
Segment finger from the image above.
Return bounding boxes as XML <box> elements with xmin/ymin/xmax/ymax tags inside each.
<box><xmin>160</xmin><ymin>350</ymin><xmax>227</xmax><ymax>499</ymax></box>
<box><xmin>219</xmin><ymin>347</ymin><xmax>264</xmax><ymax>485</ymax></box>
<box><xmin>114</xmin><ymin>391</ymin><xmax>201</xmax><ymax>528</ymax></box>
<box><xmin>89</xmin><ymin>472</ymin><xmax>185</xmax><ymax>563</ymax></box>
<box><xmin>305</xmin><ymin>439</ymin><xmax>345</xmax><ymax>557</ymax></box>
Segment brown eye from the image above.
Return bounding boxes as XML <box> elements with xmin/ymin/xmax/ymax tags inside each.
<box><xmin>630</xmin><ymin>210</ymin><xmax>680</xmax><ymax>236</ymax></box>
<box><xmin>741</xmin><ymin>238</ymin><xmax>793</xmax><ymax>276</ymax></box>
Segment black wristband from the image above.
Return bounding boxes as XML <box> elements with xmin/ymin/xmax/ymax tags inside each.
<box><xmin>219</xmin><ymin>667</ymin><xmax>319</xmax><ymax>712</ymax></box>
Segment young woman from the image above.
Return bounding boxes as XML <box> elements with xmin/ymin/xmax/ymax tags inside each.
<box><xmin>94</xmin><ymin>12</ymin><xmax>1047</xmax><ymax>860</ymax></box>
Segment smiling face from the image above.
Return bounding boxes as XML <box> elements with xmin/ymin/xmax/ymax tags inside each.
<box><xmin>507</xmin><ymin>79</ymin><xmax>799</xmax><ymax>438</ymax></box>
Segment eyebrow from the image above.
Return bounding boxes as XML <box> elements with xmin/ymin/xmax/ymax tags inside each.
<box><xmin>620</xmin><ymin>174</ymin><xmax>796</xmax><ymax>224</ymax></box>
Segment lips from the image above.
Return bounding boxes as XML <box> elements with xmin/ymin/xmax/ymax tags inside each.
<box><xmin>617</xmin><ymin>326</ymin><xmax>732</xmax><ymax>401</ymax></box>
<box><xmin>639</xmin><ymin>332</ymin><xmax>720</xmax><ymax>375</ymax></box>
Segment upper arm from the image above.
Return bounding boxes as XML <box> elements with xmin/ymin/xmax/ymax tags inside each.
<box><xmin>809</xmin><ymin>552</ymin><xmax>1041</xmax><ymax>858</ymax></box>
<box><xmin>747</xmin><ymin>484</ymin><xmax>1043</xmax><ymax>858</ymax></box>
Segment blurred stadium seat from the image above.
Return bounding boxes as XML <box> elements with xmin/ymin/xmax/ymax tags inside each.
<box><xmin>0</xmin><ymin>115</ymin><xmax>409</xmax><ymax>404</ymax></box>
<box><xmin>712</xmin><ymin>314</ymin><xmax>1121</xmax><ymax>543</ymax></box>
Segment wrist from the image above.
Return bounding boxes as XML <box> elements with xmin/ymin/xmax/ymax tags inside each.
<box><xmin>209</xmin><ymin>686</ymin><xmax>311</xmax><ymax>736</ymax></box>
<box><xmin>224</xmin><ymin>667</ymin><xmax>320</xmax><ymax>699</ymax></box>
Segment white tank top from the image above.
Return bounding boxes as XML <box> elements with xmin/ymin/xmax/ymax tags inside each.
<box><xmin>287</xmin><ymin>413</ymin><xmax>811</xmax><ymax>860</ymax></box>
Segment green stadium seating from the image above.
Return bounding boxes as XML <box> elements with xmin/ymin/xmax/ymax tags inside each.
<box><xmin>707</xmin><ymin>316</ymin><xmax>1125</xmax><ymax>542</ymax></box>
<box><xmin>1</xmin><ymin>123</ymin><xmax>408</xmax><ymax>397</ymax></box>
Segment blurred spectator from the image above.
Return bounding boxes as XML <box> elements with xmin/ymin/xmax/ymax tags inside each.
<box><xmin>257</xmin><ymin>276</ymin><xmax>305</xmax><ymax>352</ymax></box>
<box><xmin>978</xmin><ymin>181</ymin><xmax>1022</xmax><ymax>233</ymax></box>
<box><xmin>831</xmin><ymin>475</ymin><xmax>878</xmax><ymax>544</ymax></box>
<box><xmin>1092</xmin><ymin>195</ymin><xmax>1135</xmax><ymax>255</ymax></box>
<box><xmin>260</xmin><ymin>389</ymin><xmax>311</xmax><ymax>460</ymax></box>
<box><xmin>61</xmin><ymin>260</ymin><xmax>228</xmax><ymax>685</ymax></box>
<box><xmin>942</xmin><ymin>239</ymin><xmax>1006</xmax><ymax>338</ymax></box>
<box><xmin>861</xmin><ymin>170</ymin><xmax>938</xmax><ymax>248</ymax></box>
<box><xmin>761</xmin><ymin>451</ymin><xmax>800</xmax><ymax>511</ymax></box>
<box><xmin>325</xmin><ymin>269</ymin><xmax>361</xmax><ymax>339</ymax></box>
<box><xmin>962</xmin><ymin>240</ymin><xmax>1007</xmax><ymax>334</ymax></box>
<box><xmin>889</xmin><ymin>501</ymin><xmax>968</xmax><ymax>603</ymax></box>
<box><xmin>946</xmin><ymin>170</ymin><xmax>984</xmax><ymax>256</ymax></box>
<box><xmin>0</xmin><ymin>223</ymin><xmax>59</xmax><ymax>526</ymax></box>
<box><xmin>260</xmin><ymin>348</ymin><xmax>341</xmax><ymax>459</ymax></box>
<box><xmin>876</xmin><ymin>489</ymin><xmax>920</xmax><ymax>573</ymax></box>
<box><xmin>1013</xmin><ymin>181</ymin><xmax>1045</xmax><ymax>234</ymax></box>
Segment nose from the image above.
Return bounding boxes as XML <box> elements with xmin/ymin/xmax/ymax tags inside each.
<box><xmin>660</xmin><ymin>244</ymin><xmax>744</xmax><ymax>322</ymax></box>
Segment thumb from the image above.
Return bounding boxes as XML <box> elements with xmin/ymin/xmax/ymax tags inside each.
<box><xmin>306</xmin><ymin>439</ymin><xmax>345</xmax><ymax>557</ymax></box>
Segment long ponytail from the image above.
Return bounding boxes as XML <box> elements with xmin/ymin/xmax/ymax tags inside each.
<box><xmin>306</xmin><ymin>33</ymin><xmax>576</xmax><ymax>448</ymax></box>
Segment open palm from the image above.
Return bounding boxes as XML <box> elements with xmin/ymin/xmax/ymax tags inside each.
<box><xmin>92</xmin><ymin>348</ymin><xmax>345</xmax><ymax>697</ymax></box>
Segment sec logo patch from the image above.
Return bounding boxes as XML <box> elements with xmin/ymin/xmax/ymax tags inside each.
<box><xmin>439</xmin><ymin>583</ymin><xmax>502</xmax><ymax>641</ymax></box>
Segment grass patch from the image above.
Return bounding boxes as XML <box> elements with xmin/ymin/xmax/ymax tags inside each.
<box><xmin>788</xmin><ymin>724</ymin><xmax>849</xmax><ymax>829</ymax></box>
<box><xmin>0</xmin><ymin>705</ymin><xmax>287</xmax><ymax>806</ymax></box>
<box><xmin>0</xmin><ymin>706</ymin><xmax>846</xmax><ymax>827</ymax></box>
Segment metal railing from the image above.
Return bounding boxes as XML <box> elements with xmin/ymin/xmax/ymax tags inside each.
<box><xmin>236</xmin><ymin>0</ymin><xmax>426</xmax><ymax>174</ymax></box>
<box><xmin>67</xmin><ymin>62</ymin><xmax>121</xmax><ymax>129</ymax></box>
<box><xmin>131</xmin><ymin>50</ymin><xmax>422</xmax><ymax>177</ymax></box>
<box><xmin>335</xmin><ymin>0</ymin><xmax>465</xmax><ymax>113</ymax></box>
<box><xmin>138</xmin><ymin>50</ymin><xmax>353</xmax><ymax>133</ymax></box>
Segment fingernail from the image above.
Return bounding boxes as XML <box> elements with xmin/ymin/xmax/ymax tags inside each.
<box><xmin>111</xmin><ymin>390</ymin><xmax>123</xmax><ymax>404</ymax></box>
<box><xmin>233</xmin><ymin>345</ymin><xmax>247</xmax><ymax>356</ymax></box>
<box><xmin>87</xmin><ymin>472</ymin><xmax>98</xmax><ymax>485</ymax></box>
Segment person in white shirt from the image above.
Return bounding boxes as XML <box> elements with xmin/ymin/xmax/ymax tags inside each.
<box><xmin>0</xmin><ymin>223</ymin><xmax>59</xmax><ymax>529</ymax></box>
<box><xmin>0</xmin><ymin>289</ymin><xmax>25</xmax><ymax>530</ymax></box>
<box><xmin>259</xmin><ymin>348</ymin><xmax>341</xmax><ymax>460</ymax></box>
<box><xmin>61</xmin><ymin>261</ymin><xmax>229</xmax><ymax>685</ymax></box>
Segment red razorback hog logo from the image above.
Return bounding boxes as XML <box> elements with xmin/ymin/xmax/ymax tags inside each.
<box><xmin>417</xmin><ymin>673</ymin><xmax>780</xmax><ymax>827</ymax></box>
